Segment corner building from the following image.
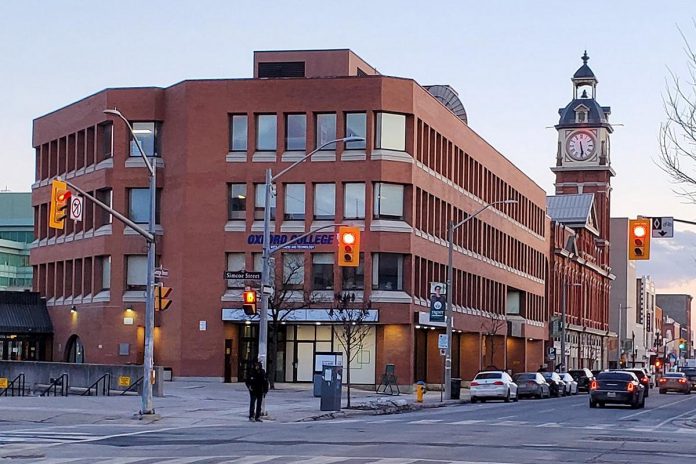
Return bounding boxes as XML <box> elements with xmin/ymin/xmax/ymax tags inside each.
<box><xmin>31</xmin><ymin>49</ymin><xmax>548</xmax><ymax>385</ymax></box>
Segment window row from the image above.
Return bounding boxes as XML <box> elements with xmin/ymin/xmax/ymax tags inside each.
<box><xmin>226</xmin><ymin>252</ymin><xmax>405</xmax><ymax>292</ymax></box>
<box><xmin>414</xmin><ymin>187</ymin><xmax>546</xmax><ymax>279</ymax></box>
<box><xmin>229</xmin><ymin>112</ymin><xmax>406</xmax><ymax>153</ymax></box>
<box><xmin>228</xmin><ymin>182</ymin><xmax>404</xmax><ymax>222</ymax></box>
<box><xmin>415</xmin><ymin>119</ymin><xmax>545</xmax><ymax>236</ymax></box>
<box><xmin>33</xmin><ymin>256</ymin><xmax>111</xmax><ymax>299</ymax></box>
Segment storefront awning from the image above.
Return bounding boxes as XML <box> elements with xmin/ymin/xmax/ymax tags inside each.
<box><xmin>0</xmin><ymin>291</ymin><xmax>53</xmax><ymax>334</ymax></box>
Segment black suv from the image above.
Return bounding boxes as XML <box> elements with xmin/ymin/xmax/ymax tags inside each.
<box><xmin>620</xmin><ymin>368</ymin><xmax>651</xmax><ymax>397</ymax></box>
<box><xmin>569</xmin><ymin>368</ymin><xmax>595</xmax><ymax>393</ymax></box>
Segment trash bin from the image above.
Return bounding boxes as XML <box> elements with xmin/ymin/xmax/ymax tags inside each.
<box><xmin>313</xmin><ymin>373</ymin><xmax>322</xmax><ymax>397</ymax></box>
<box><xmin>320</xmin><ymin>365</ymin><xmax>343</xmax><ymax>411</ymax></box>
<box><xmin>450</xmin><ymin>378</ymin><xmax>461</xmax><ymax>399</ymax></box>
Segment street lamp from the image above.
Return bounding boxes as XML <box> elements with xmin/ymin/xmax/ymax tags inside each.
<box><xmin>103</xmin><ymin>108</ymin><xmax>157</xmax><ymax>416</ymax></box>
<box><xmin>258</xmin><ymin>136</ymin><xmax>364</xmax><ymax>370</ymax></box>
<box><xmin>444</xmin><ymin>199</ymin><xmax>517</xmax><ymax>400</ymax></box>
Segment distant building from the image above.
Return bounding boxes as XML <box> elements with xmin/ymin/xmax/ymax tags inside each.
<box><xmin>0</xmin><ymin>192</ymin><xmax>33</xmax><ymax>290</ymax></box>
<box><xmin>657</xmin><ymin>294</ymin><xmax>693</xmax><ymax>358</ymax></box>
<box><xmin>0</xmin><ymin>291</ymin><xmax>53</xmax><ymax>360</ymax></box>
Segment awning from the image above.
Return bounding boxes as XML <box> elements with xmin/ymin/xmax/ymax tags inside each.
<box><xmin>0</xmin><ymin>291</ymin><xmax>53</xmax><ymax>334</ymax></box>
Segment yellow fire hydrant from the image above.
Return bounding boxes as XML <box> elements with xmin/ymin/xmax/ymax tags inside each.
<box><xmin>416</xmin><ymin>381</ymin><xmax>426</xmax><ymax>402</ymax></box>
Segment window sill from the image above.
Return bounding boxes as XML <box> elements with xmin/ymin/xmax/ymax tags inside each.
<box><xmin>310</xmin><ymin>221</ymin><xmax>338</xmax><ymax>232</ymax></box>
<box><xmin>95</xmin><ymin>224</ymin><xmax>113</xmax><ymax>237</ymax></box>
<box><xmin>95</xmin><ymin>157</ymin><xmax>114</xmax><ymax>171</ymax></box>
<box><xmin>224</xmin><ymin>221</ymin><xmax>247</xmax><ymax>232</ymax></box>
<box><xmin>252</xmin><ymin>221</ymin><xmax>275</xmax><ymax>232</ymax></box>
<box><xmin>341</xmin><ymin>150</ymin><xmax>367</xmax><ymax>161</ymax></box>
<box><xmin>369</xmin><ymin>290</ymin><xmax>411</xmax><ymax>303</ymax></box>
<box><xmin>371</xmin><ymin>149</ymin><xmax>412</xmax><ymax>163</ymax></box>
<box><xmin>281</xmin><ymin>221</ymin><xmax>305</xmax><ymax>233</ymax></box>
<box><xmin>370</xmin><ymin>220</ymin><xmax>412</xmax><ymax>233</ymax></box>
<box><xmin>124</xmin><ymin>224</ymin><xmax>164</xmax><ymax>235</ymax></box>
<box><xmin>93</xmin><ymin>290</ymin><xmax>111</xmax><ymax>302</ymax></box>
<box><xmin>123</xmin><ymin>291</ymin><xmax>146</xmax><ymax>302</ymax></box>
<box><xmin>252</xmin><ymin>151</ymin><xmax>277</xmax><ymax>162</ymax></box>
<box><xmin>125</xmin><ymin>157</ymin><xmax>165</xmax><ymax>169</ymax></box>
<box><xmin>226</xmin><ymin>151</ymin><xmax>247</xmax><ymax>163</ymax></box>
<box><xmin>281</xmin><ymin>151</ymin><xmax>306</xmax><ymax>162</ymax></box>
<box><xmin>221</xmin><ymin>290</ymin><xmax>244</xmax><ymax>302</ymax></box>
<box><xmin>311</xmin><ymin>151</ymin><xmax>336</xmax><ymax>162</ymax></box>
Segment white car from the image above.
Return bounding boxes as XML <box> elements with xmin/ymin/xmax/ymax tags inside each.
<box><xmin>470</xmin><ymin>371</ymin><xmax>519</xmax><ymax>403</ymax></box>
<box><xmin>559</xmin><ymin>372</ymin><xmax>578</xmax><ymax>395</ymax></box>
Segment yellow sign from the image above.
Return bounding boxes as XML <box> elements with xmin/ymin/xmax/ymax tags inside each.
<box><xmin>118</xmin><ymin>376</ymin><xmax>131</xmax><ymax>387</ymax></box>
<box><xmin>0</xmin><ymin>378</ymin><xmax>7</xmax><ymax>389</ymax></box>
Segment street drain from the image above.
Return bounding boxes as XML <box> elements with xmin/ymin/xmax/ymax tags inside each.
<box><xmin>591</xmin><ymin>436</ymin><xmax>671</xmax><ymax>443</ymax></box>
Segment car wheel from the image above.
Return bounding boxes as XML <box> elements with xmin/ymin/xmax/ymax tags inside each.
<box><xmin>471</xmin><ymin>396</ymin><xmax>477</xmax><ymax>403</ymax></box>
<box><xmin>599</xmin><ymin>402</ymin><xmax>605</xmax><ymax>408</ymax></box>
<box><xmin>641</xmin><ymin>397</ymin><xmax>646</xmax><ymax>408</ymax></box>
<box><xmin>536</xmin><ymin>393</ymin><xmax>542</xmax><ymax>399</ymax></box>
<box><xmin>589</xmin><ymin>399</ymin><xmax>597</xmax><ymax>408</ymax></box>
<box><xmin>513</xmin><ymin>392</ymin><xmax>519</xmax><ymax>402</ymax></box>
<box><xmin>659</xmin><ymin>389</ymin><xmax>665</xmax><ymax>394</ymax></box>
<box><xmin>504</xmin><ymin>390</ymin><xmax>511</xmax><ymax>403</ymax></box>
<box><xmin>631</xmin><ymin>398</ymin><xmax>640</xmax><ymax>409</ymax></box>
<box><xmin>687</xmin><ymin>390</ymin><xmax>691</xmax><ymax>395</ymax></box>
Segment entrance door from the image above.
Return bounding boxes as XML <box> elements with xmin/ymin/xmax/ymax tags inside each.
<box><xmin>239</xmin><ymin>325</ymin><xmax>258</xmax><ymax>383</ymax></box>
<box><xmin>224</xmin><ymin>339</ymin><xmax>233</xmax><ymax>383</ymax></box>
<box><xmin>296</xmin><ymin>342</ymin><xmax>314</xmax><ymax>382</ymax></box>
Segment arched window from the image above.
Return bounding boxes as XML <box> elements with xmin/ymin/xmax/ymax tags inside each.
<box><xmin>65</xmin><ymin>335</ymin><xmax>85</xmax><ymax>363</ymax></box>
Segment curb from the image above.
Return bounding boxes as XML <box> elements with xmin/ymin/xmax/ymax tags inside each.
<box><xmin>298</xmin><ymin>398</ymin><xmax>468</xmax><ymax>422</ymax></box>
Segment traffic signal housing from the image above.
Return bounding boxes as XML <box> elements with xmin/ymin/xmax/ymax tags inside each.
<box><xmin>154</xmin><ymin>286</ymin><xmax>172</xmax><ymax>311</ymax></box>
<box><xmin>49</xmin><ymin>179</ymin><xmax>71</xmax><ymax>230</ymax></box>
<box><xmin>679</xmin><ymin>338</ymin><xmax>687</xmax><ymax>351</ymax></box>
<box><xmin>628</xmin><ymin>218</ymin><xmax>651</xmax><ymax>260</ymax></box>
<box><xmin>337</xmin><ymin>226</ymin><xmax>360</xmax><ymax>267</ymax></box>
<box><xmin>655</xmin><ymin>358</ymin><xmax>663</xmax><ymax>370</ymax></box>
<box><xmin>243</xmin><ymin>289</ymin><xmax>257</xmax><ymax>316</ymax></box>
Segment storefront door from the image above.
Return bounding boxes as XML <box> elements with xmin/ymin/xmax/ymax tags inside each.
<box><xmin>296</xmin><ymin>341</ymin><xmax>314</xmax><ymax>382</ymax></box>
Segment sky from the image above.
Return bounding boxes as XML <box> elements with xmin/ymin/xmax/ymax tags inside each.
<box><xmin>1</xmin><ymin>1</ymin><xmax>695</xmax><ymax>293</ymax></box>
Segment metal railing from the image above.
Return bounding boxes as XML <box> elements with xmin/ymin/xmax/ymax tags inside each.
<box><xmin>81</xmin><ymin>373</ymin><xmax>111</xmax><ymax>396</ymax></box>
<box><xmin>40</xmin><ymin>373</ymin><xmax>69</xmax><ymax>397</ymax></box>
<box><xmin>0</xmin><ymin>373</ymin><xmax>26</xmax><ymax>397</ymax></box>
<box><xmin>120</xmin><ymin>376</ymin><xmax>144</xmax><ymax>396</ymax></box>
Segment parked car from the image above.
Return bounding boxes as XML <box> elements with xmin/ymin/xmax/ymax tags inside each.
<box><xmin>590</xmin><ymin>371</ymin><xmax>645</xmax><ymax>409</ymax></box>
<box><xmin>679</xmin><ymin>367</ymin><xmax>696</xmax><ymax>390</ymax></box>
<box><xmin>658</xmin><ymin>372</ymin><xmax>691</xmax><ymax>394</ymax></box>
<box><xmin>540</xmin><ymin>372</ymin><xmax>565</xmax><ymax>397</ymax></box>
<box><xmin>569</xmin><ymin>368</ymin><xmax>595</xmax><ymax>392</ymax></box>
<box><xmin>513</xmin><ymin>372</ymin><xmax>551</xmax><ymax>399</ymax></box>
<box><xmin>620</xmin><ymin>368</ymin><xmax>651</xmax><ymax>397</ymax></box>
<box><xmin>470</xmin><ymin>371</ymin><xmax>519</xmax><ymax>403</ymax></box>
<box><xmin>559</xmin><ymin>372</ymin><xmax>578</xmax><ymax>395</ymax></box>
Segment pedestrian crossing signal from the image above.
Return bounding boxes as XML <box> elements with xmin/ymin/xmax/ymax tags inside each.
<box><xmin>154</xmin><ymin>286</ymin><xmax>172</xmax><ymax>311</ymax></box>
<box><xmin>243</xmin><ymin>290</ymin><xmax>257</xmax><ymax>316</ymax></box>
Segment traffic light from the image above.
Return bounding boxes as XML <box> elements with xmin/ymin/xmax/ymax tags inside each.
<box><xmin>655</xmin><ymin>358</ymin><xmax>663</xmax><ymax>369</ymax></box>
<box><xmin>679</xmin><ymin>338</ymin><xmax>687</xmax><ymax>350</ymax></box>
<box><xmin>243</xmin><ymin>289</ymin><xmax>257</xmax><ymax>316</ymax></box>
<box><xmin>49</xmin><ymin>179</ymin><xmax>71</xmax><ymax>230</ymax></box>
<box><xmin>154</xmin><ymin>286</ymin><xmax>172</xmax><ymax>311</ymax></box>
<box><xmin>628</xmin><ymin>218</ymin><xmax>651</xmax><ymax>260</ymax></box>
<box><xmin>337</xmin><ymin>226</ymin><xmax>360</xmax><ymax>267</ymax></box>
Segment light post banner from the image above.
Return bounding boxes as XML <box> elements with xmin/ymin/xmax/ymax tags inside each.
<box><xmin>429</xmin><ymin>283</ymin><xmax>446</xmax><ymax>322</ymax></box>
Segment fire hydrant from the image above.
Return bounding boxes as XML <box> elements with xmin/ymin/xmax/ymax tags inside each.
<box><xmin>416</xmin><ymin>381</ymin><xmax>426</xmax><ymax>403</ymax></box>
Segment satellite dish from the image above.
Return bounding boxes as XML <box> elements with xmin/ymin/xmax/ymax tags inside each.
<box><xmin>424</xmin><ymin>85</ymin><xmax>468</xmax><ymax>124</ymax></box>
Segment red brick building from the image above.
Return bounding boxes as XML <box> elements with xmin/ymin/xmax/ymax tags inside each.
<box><xmin>547</xmin><ymin>52</ymin><xmax>614</xmax><ymax>370</ymax></box>
<box><xmin>31</xmin><ymin>49</ymin><xmax>548</xmax><ymax>385</ymax></box>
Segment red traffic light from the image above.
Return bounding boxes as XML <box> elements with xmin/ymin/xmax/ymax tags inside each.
<box><xmin>57</xmin><ymin>191</ymin><xmax>72</xmax><ymax>203</ymax></box>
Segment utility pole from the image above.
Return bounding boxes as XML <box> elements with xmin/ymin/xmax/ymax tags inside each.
<box><xmin>561</xmin><ymin>277</ymin><xmax>567</xmax><ymax>373</ymax></box>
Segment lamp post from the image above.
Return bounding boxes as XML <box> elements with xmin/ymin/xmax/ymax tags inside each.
<box><xmin>444</xmin><ymin>199</ymin><xmax>517</xmax><ymax>400</ymax></box>
<box><xmin>103</xmin><ymin>108</ymin><xmax>157</xmax><ymax>415</ymax></box>
<box><xmin>258</xmin><ymin>136</ymin><xmax>364</xmax><ymax>370</ymax></box>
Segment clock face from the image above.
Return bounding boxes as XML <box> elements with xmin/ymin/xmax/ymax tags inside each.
<box><xmin>566</xmin><ymin>131</ymin><xmax>596</xmax><ymax>161</ymax></box>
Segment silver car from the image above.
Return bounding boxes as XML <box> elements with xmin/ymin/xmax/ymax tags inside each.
<box><xmin>513</xmin><ymin>372</ymin><xmax>551</xmax><ymax>399</ymax></box>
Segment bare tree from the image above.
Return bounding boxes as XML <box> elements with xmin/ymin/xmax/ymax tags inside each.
<box><xmin>328</xmin><ymin>293</ymin><xmax>373</xmax><ymax>408</ymax></box>
<box><xmin>481</xmin><ymin>311</ymin><xmax>506</xmax><ymax>370</ymax></box>
<box><xmin>659</xmin><ymin>22</ymin><xmax>696</xmax><ymax>197</ymax></box>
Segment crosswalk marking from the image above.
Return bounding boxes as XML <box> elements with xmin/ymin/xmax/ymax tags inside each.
<box><xmin>407</xmin><ymin>419</ymin><xmax>443</xmax><ymax>424</ymax></box>
<box><xmin>451</xmin><ymin>419</ymin><xmax>485</xmax><ymax>425</ymax></box>
<box><xmin>20</xmin><ymin>457</ymin><xmax>518</xmax><ymax>464</ymax></box>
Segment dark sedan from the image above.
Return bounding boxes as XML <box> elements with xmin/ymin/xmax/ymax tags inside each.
<box><xmin>541</xmin><ymin>372</ymin><xmax>565</xmax><ymax>397</ymax></box>
<box><xmin>590</xmin><ymin>371</ymin><xmax>645</xmax><ymax>409</ymax></box>
<box><xmin>620</xmin><ymin>368</ymin><xmax>651</xmax><ymax>397</ymax></box>
<box><xmin>569</xmin><ymin>368</ymin><xmax>595</xmax><ymax>392</ymax></box>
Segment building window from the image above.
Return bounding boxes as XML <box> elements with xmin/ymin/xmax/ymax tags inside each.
<box><xmin>229</xmin><ymin>115</ymin><xmax>248</xmax><ymax>152</ymax></box>
<box><xmin>283</xmin><ymin>253</ymin><xmax>304</xmax><ymax>290</ymax></box>
<box><xmin>342</xmin><ymin>253</ymin><xmax>364</xmax><ymax>290</ymax></box>
<box><xmin>126</xmin><ymin>255</ymin><xmax>147</xmax><ymax>291</ymax></box>
<box><xmin>255</xmin><ymin>184</ymin><xmax>276</xmax><ymax>220</ymax></box>
<box><xmin>316</xmin><ymin>113</ymin><xmax>337</xmax><ymax>150</ymax></box>
<box><xmin>286</xmin><ymin>114</ymin><xmax>306</xmax><ymax>151</ymax></box>
<box><xmin>344</xmin><ymin>183</ymin><xmax>365</xmax><ymax>219</ymax></box>
<box><xmin>99</xmin><ymin>255</ymin><xmax>111</xmax><ymax>291</ymax></box>
<box><xmin>314</xmin><ymin>183</ymin><xmax>335</xmax><ymax>220</ymax></box>
<box><xmin>345</xmin><ymin>113</ymin><xmax>367</xmax><ymax>149</ymax></box>
<box><xmin>128</xmin><ymin>188</ymin><xmax>161</xmax><ymax>224</ymax></box>
<box><xmin>373</xmin><ymin>183</ymin><xmax>404</xmax><ymax>220</ymax></box>
<box><xmin>372</xmin><ymin>253</ymin><xmax>404</xmax><ymax>291</ymax></box>
<box><xmin>312</xmin><ymin>253</ymin><xmax>334</xmax><ymax>290</ymax></box>
<box><xmin>256</xmin><ymin>114</ymin><xmax>277</xmax><ymax>151</ymax></box>
<box><xmin>95</xmin><ymin>188</ymin><xmax>113</xmax><ymax>226</ymax></box>
<box><xmin>228</xmin><ymin>184</ymin><xmax>247</xmax><ymax>220</ymax></box>
<box><xmin>284</xmin><ymin>184</ymin><xmax>305</xmax><ymax>220</ymax></box>
<box><xmin>129</xmin><ymin>122</ymin><xmax>160</xmax><ymax>157</ymax></box>
<box><xmin>99</xmin><ymin>123</ymin><xmax>113</xmax><ymax>159</ymax></box>
<box><xmin>375</xmin><ymin>112</ymin><xmax>406</xmax><ymax>151</ymax></box>
<box><xmin>226</xmin><ymin>252</ymin><xmax>245</xmax><ymax>289</ymax></box>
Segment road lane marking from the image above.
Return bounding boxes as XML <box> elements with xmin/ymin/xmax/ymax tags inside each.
<box><xmin>407</xmin><ymin>419</ymin><xmax>444</xmax><ymax>424</ymax></box>
<box><xmin>537</xmin><ymin>422</ymin><xmax>561</xmax><ymax>427</ymax></box>
<box><xmin>652</xmin><ymin>406</ymin><xmax>696</xmax><ymax>429</ymax></box>
<box><xmin>619</xmin><ymin>394</ymin><xmax>696</xmax><ymax>420</ymax></box>
<box><xmin>451</xmin><ymin>419</ymin><xmax>485</xmax><ymax>425</ymax></box>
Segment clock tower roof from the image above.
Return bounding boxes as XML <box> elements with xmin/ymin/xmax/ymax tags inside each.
<box><xmin>573</xmin><ymin>51</ymin><xmax>597</xmax><ymax>80</ymax></box>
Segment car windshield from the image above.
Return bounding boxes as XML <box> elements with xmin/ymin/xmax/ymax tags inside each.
<box><xmin>475</xmin><ymin>372</ymin><xmax>502</xmax><ymax>380</ymax></box>
<box><xmin>514</xmin><ymin>373</ymin><xmax>536</xmax><ymax>380</ymax></box>
<box><xmin>665</xmin><ymin>373</ymin><xmax>685</xmax><ymax>378</ymax></box>
<box><xmin>598</xmin><ymin>372</ymin><xmax>633</xmax><ymax>381</ymax></box>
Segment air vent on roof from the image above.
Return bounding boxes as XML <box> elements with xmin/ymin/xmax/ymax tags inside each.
<box><xmin>258</xmin><ymin>61</ymin><xmax>305</xmax><ymax>78</ymax></box>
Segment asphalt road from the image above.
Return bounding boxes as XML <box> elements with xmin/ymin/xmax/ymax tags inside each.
<box><xmin>4</xmin><ymin>388</ymin><xmax>696</xmax><ymax>463</ymax></box>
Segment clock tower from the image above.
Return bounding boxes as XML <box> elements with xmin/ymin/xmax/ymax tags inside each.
<box><xmin>551</xmin><ymin>51</ymin><xmax>614</xmax><ymax>244</ymax></box>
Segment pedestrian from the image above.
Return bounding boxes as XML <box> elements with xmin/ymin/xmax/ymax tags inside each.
<box><xmin>246</xmin><ymin>361</ymin><xmax>269</xmax><ymax>422</ymax></box>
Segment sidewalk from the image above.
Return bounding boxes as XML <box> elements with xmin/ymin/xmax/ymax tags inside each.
<box><xmin>0</xmin><ymin>381</ymin><xmax>470</xmax><ymax>427</ymax></box>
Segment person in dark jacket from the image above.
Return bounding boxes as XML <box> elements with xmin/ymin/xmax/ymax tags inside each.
<box><xmin>246</xmin><ymin>361</ymin><xmax>269</xmax><ymax>422</ymax></box>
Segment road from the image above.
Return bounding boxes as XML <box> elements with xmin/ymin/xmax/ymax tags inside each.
<box><xmin>3</xmin><ymin>389</ymin><xmax>696</xmax><ymax>463</ymax></box>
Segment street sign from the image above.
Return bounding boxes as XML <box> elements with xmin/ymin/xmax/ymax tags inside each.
<box><xmin>651</xmin><ymin>216</ymin><xmax>674</xmax><ymax>238</ymax></box>
<box><xmin>0</xmin><ymin>377</ymin><xmax>7</xmax><ymax>389</ymax></box>
<box><xmin>438</xmin><ymin>334</ymin><xmax>449</xmax><ymax>349</ymax></box>
<box><xmin>224</xmin><ymin>271</ymin><xmax>262</xmax><ymax>280</ymax></box>
<box><xmin>154</xmin><ymin>267</ymin><xmax>169</xmax><ymax>278</ymax></box>
<box><xmin>69</xmin><ymin>196</ymin><xmax>83</xmax><ymax>221</ymax></box>
<box><xmin>118</xmin><ymin>376</ymin><xmax>131</xmax><ymax>387</ymax></box>
<box><xmin>547</xmin><ymin>347</ymin><xmax>556</xmax><ymax>360</ymax></box>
